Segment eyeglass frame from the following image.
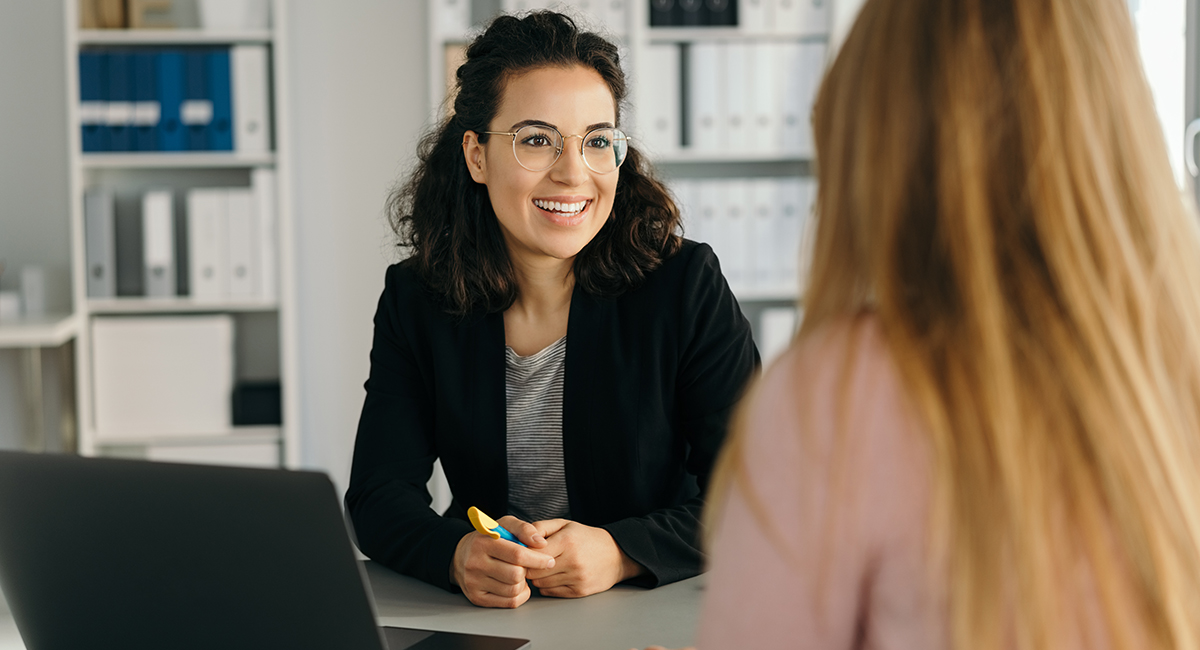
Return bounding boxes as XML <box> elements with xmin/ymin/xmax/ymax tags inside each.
<box><xmin>478</xmin><ymin>124</ymin><xmax>632</xmax><ymax>174</ymax></box>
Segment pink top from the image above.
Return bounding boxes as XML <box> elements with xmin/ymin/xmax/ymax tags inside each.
<box><xmin>697</xmin><ymin>317</ymin><xmax>950</xmax><ymax>649</ymax></box>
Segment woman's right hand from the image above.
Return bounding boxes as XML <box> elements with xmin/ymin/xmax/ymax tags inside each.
<box><xmin>449</xmin><ymin>515</ymin><xmax>555</xmax><ymax>608</ymax></box>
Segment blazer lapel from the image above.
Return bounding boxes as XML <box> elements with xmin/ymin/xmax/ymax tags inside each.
<box><xmin>563</xmin><ymin>286</ymin><xmax>606</xmax><ymax>518</ymax></box>
<box><xmin>466</xmin><ymin>310</ymin><xmax>509</xmax><ymax>517</ymax></box>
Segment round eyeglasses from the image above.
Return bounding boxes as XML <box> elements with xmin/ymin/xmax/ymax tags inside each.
<box><xmin>480</xmin><ymin>124</ymin><xmax>630</xmax><ymax>174</ymax></box>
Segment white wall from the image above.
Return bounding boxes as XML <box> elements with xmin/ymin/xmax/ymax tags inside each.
<box><xmin>0</xmin><ymin>2</ymin><xmax>70</xmax><ymax>450</ymax></box>
<box><xmin>284</xmin><ymin>1</ymin><xmax>429</xmax><ymax>493</ymax></box>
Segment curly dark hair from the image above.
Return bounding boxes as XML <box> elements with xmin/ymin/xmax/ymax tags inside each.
<box><xmin>388</xmin><ymin>10</ymin><xmax>683</xmax><ymax>316</ymax></box>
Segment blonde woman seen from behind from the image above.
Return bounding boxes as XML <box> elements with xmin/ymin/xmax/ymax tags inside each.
<box><xmin>697</xmin><ymin>0</ymin><xmax>1200</xmax><ymax>648</ymax></box>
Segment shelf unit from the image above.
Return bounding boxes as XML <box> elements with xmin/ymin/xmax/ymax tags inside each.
<box><xmin>638</xmin><ymin>1</ymin><xmax>825</xmax><ymax>365</ymax></box>
<box><xmin>81</xmin><ymin>152</ymin><xmax>277</xmax><ymax>168</ymax></box>
<box><xmin>63</xmin><ymin>0</ymin><xmax>300</xmax><ymax>468</ymax></box>
<box><xmin>427</xmin><ymin>0</ymin><xmax>825</xmax><ymax>363</ymax></box>
<box><xmin>0</xmin><ymin>314</ymin><xmax>78</xmax><ymax>349</ymax></box>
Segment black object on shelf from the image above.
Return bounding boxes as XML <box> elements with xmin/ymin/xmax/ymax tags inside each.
<box><xmin>232</xmin><ymin>380</ymin><xmax>282</xmax><ymax>425</ymax></box>
<box><xmin>706</xmin><ymin>0</ymin><xmax>737</xmax><ymax>26</ymax></box>
<box><xmin>650</xmin><ymin>0</ymin><xmax>676</xmax><ymax>26</ymax></box>
<box><xmin>649</xmin><ymin>0</ymin><xmax>738</xmax><ymax>27</ymax></box>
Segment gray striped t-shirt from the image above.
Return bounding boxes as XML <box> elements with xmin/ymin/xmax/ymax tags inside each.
<box><xmin>505</xmin><ymin>335</ymin><xmax>570</xmax><ymax>523</ymax></box>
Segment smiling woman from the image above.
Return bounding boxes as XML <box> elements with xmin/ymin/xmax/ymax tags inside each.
<box><xmin>344</xmin><ymin>11</ymin><xmax>760</xmax><ymax>610</ymax></box>
<box><xmin>463</xmin><ymin>65</ymin><xmax>620</xmax><ymax>268</ymax></box>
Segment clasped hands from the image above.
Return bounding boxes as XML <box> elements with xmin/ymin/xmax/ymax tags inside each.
<box><xmin>450</xmin><ymin>515</ymin><xmax>644</xmax><ymax>608</ymax></box>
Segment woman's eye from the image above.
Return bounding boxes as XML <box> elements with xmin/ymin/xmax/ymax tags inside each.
<box><xmin>586</xmin><ymin>136</ymin><xmax>611</xmax><ymax>149</ymax></box>
<box><xmin>523</xmin><ymin>135</ymin><xmax>553</xmax><ymax>147</ymax></box>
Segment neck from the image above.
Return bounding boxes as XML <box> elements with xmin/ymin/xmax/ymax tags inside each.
<box><xmin>508</xmin><ymin>253</ymin><xmax>574</xmax><ymax>318</ymax></box>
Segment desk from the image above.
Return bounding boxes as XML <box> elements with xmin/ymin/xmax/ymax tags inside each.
<box><xmin>365</xmin><ymin>562</ymin><xmax>702</xmax><ymax>649</ymax></box>
<box><xmin>0</xmin><ymin>562</ymin><xmax>703</xmax><ymax>649</ymax></box>
<box><xmin>0</xmin><ymin>314</ymin><xmax>77</xmax><ymax>453</ymax></box>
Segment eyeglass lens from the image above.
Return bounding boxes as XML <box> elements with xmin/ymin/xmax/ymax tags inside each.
<box><xmin>512</xmin><ymin>125</ymin><xmax>628</xmax><ymax>173</ymax></box>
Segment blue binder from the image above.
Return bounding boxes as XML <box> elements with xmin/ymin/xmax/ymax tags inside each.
<box><xmin>107</xmin><ymin>51</ymin><xmax>133</xmax><ymax>152</ymax></box>
<box><xmin>157</xmin><ymin>50</ymin><xmax>186</xmax><ymax>151</ymax></box>
<box><xmin>79</xmin><ymin>51</ymin><xmax>108</xmax><ymax>152</ymax></box>
<box><xmin>184</xmin><ymin>50</ymin><xmax>210</xmax><ymax>150</ymax></box>
<box><xmin>132</xmin><ymin>51</ymin><xmax>159</xmax><ymax>152</ymax></box>
<box><xmin>207</xmin><ymin>48</ymin><xmax>233</xmax><ymax>151</ymax></box>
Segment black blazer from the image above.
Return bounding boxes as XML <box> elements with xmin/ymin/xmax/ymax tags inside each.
<box><xmin>345</xmin><ymin>240</ymin><xmax>760</xmax><ymax>591</ymax></box>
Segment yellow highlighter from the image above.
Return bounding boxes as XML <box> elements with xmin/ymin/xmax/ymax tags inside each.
<box><xmin>467</xmin><ymin>506</ymin><xmax>527</xmax><ymax>547</ymax></box>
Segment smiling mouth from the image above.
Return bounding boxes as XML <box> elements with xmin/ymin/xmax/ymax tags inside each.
<box><xmin>533</xmin><ymin>198</ymin><xmax>591</xmax><ymax>217</ymax></box>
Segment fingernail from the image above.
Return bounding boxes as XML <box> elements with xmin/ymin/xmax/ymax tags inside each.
<box><xmin>547</xmin><ymin>558</ymin><xmax>555</xmax><ymax>568</ymax></box>
<box><xmin>533</xmin><ymin>535</ymin><xmax>545</xmax><ymax>544</ymax></box>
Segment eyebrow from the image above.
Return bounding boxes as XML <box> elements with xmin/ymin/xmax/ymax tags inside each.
<box><xmin>509</xmin><ymin>119</ymin><xmax>616</xmax><ymax>132</ymax></box>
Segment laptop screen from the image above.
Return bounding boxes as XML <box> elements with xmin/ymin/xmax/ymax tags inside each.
<box><xmin>0</xmin><ymin>452</ymin><xmax>387</xmax><ymax>650</ymax></box>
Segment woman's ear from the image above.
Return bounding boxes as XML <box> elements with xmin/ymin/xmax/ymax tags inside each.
<box><xmin>462</xmin><ymin>131</ymin><xmax>488</xmax><ymax>184</ymax></box>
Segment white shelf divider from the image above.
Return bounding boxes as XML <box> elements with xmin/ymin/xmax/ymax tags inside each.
<box><xmin>0</xmin><ymin>314</ymin><xmax>78</xmax><ymax>348</ymax></box>
<box><xmin>81</xmin><ymin>152</ymin><xmax>276</xmax><ymax>169</ymax></box>
<box><xmin>86</xmin><ymin>298</ymin><xmax>280</xmax><ymax>315</ymax></box>
<box><xmin>95</xmin><ymin>426</ymin><xmax>282</xmax><ymax>448</ymax></box>
<box><xmin>78</xmin><ymin>28</ymin><xmax>272</xmax><ymax>45</ymax></box>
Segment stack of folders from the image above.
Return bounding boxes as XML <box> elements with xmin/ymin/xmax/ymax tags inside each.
<box><xmin>649</xmin><ymin>0</ymin><xmax>736</xmax><ymax>27</ymax></box>
<box><xmin>672</xmin><ymin>176</ymin><xmax>815</xmax><ymax>298</ymax></box>
<box><xmin>650</xmin><ymin>0</ymin><xmax>827</xmax><ymax>32</ymax></box>
<box><xmin>84</xmin><ymin>169</ymin><xmax>278</xmax><ymax>303</ymax></box>
<box><xmin>638</xmin><ymin>41</ymin><xmax>826</xmax><ymax>156</ymax></box>
<box><xmin>79</xmin><ymin>44</ymin><xmax>270</xmax><ymax>153</ymax></box>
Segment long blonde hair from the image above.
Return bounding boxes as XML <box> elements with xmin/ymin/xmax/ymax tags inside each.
<box><xmin>713</xmin><ymin>0</ymin><xmax>1200</xmax><ymax>648</ymax></box>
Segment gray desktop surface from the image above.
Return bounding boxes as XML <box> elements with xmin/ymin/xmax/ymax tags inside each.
<box><xmin>0</xmin><ymin>563</ymin><xmax>702</xmax><ymax>649</ymax></box>
<box><xmin>368</xmin><ymin>561</ymin><xmax>701</xmax><ymax>650</ymax></box>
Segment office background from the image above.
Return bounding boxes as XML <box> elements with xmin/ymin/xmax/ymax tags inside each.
<box><xmin>0</xmin><ymin>0</ymin><xmax>1187</xmax><ymax>499</ymax></box>
<box><xmin>0</xmin><ymin>1</ymin><xmax>433</xmax><ymax>494</ymax></box>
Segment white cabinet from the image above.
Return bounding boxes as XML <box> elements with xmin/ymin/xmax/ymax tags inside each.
<box><xmin>63</xmin><ymin>0</ymin><xmax>299</xmax><ymax>468</ymax></box>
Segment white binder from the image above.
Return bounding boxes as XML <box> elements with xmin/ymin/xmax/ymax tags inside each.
<box><xmin>187</xmin><ymin>188</ymin><xmax>229</xmax><ymax>301</ymax></box>
<box><xmin>747</xmin><ymin>178</ymin><xmax>777</xmax><ymax>292</ymax></box>
<box><xmin>693</xmin><ymin>181</ymin><xmax>721</xmax><ymax>249</ymax></box>
<box><xmin>774</xmin><ymin>0</ymin><xmax>803</xmax><ymax>34</ymax></box>
<box><xmin>671</xmin><ymin>179</ymin><xmax>697</xmax><ymax>239</ymax></box>
<box><xmin>780</xmin><ymin>42</ymin><xmax>806</xmax><ymax>155</ymax></box>
<box><xmin>775</xmin><ymin>178</ymin><xmax>807</xmax><ymax>295</ymax></box>
<box><xmin>724</xmin><ymin>43</ymin><xmax>750</xmax><ymax>154</ymax></box>
<box><xmin>799</xmin><ymin>43</ymin><xmax>827</xmax><ymax>155</ymax></box>
<box><xmin>717</xmin><ymin>180</ymin><xmax>749</xmax><ymax>293</ymax></box>
<box><xmin>750</xmin><ymin>42</ymin><xmax>781</xmax><ymax>154</ymax></box>
<box><xmin>142</xmin><ymin>189</ymin><xmax>176</xmax><ymax>298</ymax></box>
<box><xmin>798</xmin><ymin>0</ymin><xmax>831</xmax><ymax>36</ymax></box>
<box><xmin>84</xmin><ymin>188</ymin><xmax>116</xmax><ymax>298</ymax></box>
<box><xmin>687</xmin><ymin>42</ymin><xmax>725</xmax><ymax>152</ymax></box>
<box><xmin>740</xmin><ymin>0</ymin><xmax>771</xmax><ymax>33</ymax></box>
<box><xmin>639</xmin><ymin>43</ymin><xmax>682</xmax><ymax>156</ymax></box>
<box><xmin>226</xmin><ymin>188</ymin><xmax>258</xmax><ymax>299</ymax></box>
<box><xmin>252</xmin><ymin>168</ymin><xmax>279</xmax><ymax>302</ymax></box>
<box><xmin>231</xmin><ymin>44</ymin><xmax>271</xmax><ymax>154</ymax></box>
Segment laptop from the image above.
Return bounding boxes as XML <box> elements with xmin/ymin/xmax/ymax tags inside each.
<box><xmin>0</xmin><ymin>451</ymin><xmax>529</xmax><ymax>650</ymax></box>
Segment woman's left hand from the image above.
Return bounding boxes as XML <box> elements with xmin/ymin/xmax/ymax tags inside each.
<box><xmin>525</xmin><ymin>519</ymin><xmax>644</xmax><ymax>598</ymax></box>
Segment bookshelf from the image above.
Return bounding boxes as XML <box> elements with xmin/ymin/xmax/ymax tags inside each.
<box><xmin>62</xmin><ymin>0</ymin><xmax>300</xmax><ymax>469</ymax></box>
<box><xmin>426</xmin><ymin>0</ymin><xmax>830</xmax><ymax>362</ymax></box>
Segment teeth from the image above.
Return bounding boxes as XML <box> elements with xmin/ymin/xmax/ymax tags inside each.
<box><xmin>534</xmin><ymin>199</ymin><xmax>587</xmax><ymax>214</ymax></box>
